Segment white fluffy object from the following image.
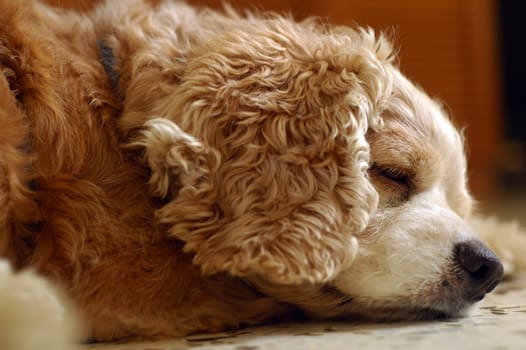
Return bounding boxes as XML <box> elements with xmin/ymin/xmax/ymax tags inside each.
<box><xmin>0</xmin><ymin>260</ymin><xmax>80</xmax><ymax>350</ymax></box>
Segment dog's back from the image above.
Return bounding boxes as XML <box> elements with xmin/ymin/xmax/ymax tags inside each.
<box><xmin>0</xmin><ymin>0</ymin><xmax>292</xmax><ymax>341</ymax></box>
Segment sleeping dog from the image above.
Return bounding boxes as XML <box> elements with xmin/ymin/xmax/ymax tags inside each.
<box><xmin>0</xmin><ymin>0</ymin><xmax>504</xmax><ymax>343</ymax></box>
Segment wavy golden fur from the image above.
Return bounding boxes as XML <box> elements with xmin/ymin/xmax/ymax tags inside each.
<box><xmin>0</xmin><ymin>0</ymin><xmax>512</xmax><ymax>344</ymax></box>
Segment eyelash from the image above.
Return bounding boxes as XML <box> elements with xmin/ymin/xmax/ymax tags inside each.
<box><xmin>372</xmin><ymin>164</ymin><xmax>410</xmax><ymax>186</ymax></box>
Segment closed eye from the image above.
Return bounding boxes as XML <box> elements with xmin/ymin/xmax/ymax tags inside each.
<box><xmin>371</xmin><ymin>163</ymin><xmax>411</xmax><ymax>187</ymax></box>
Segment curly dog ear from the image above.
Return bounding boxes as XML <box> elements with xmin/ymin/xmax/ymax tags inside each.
<box><xmin>128</xmin><ymin>118</ymin><xmax>221</xmax><ymax>201</ymax></box>
<box><xmin>141</xmin><ymin>23</ymin><xmax>394</xmax><ymax>285</ymax></box>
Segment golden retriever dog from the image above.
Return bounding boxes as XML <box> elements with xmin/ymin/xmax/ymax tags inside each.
<box><xmin>0</xmin><ymin>0</ymin><xmax>510</xmax><ymax>345</ymax></box>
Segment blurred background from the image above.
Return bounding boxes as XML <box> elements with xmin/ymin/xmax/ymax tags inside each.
<box><xmin>46</xmin><ymin>0</ymin><xmax>525</xmax><ymax>220</ymax></box>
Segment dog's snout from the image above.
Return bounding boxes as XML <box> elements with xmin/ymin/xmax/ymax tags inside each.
<box><xmin>454</xmin><ymin>240</ymin><xmax>504</xmax><ymax>301</ymax></box>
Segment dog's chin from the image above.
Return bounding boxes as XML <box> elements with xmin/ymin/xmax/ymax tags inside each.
<box><xmin>283</xmin><ymin>278</ymin><xmax>479</xmax><ymax>322</ymax></box>
<box><xmin>336</xmin><ymin>303</ymin><xmax>472</xmax><ymax>322</ymax></box>
<box><xmin>325</xmin><ymin>293</ymin><xmax>476</xmax><ymax>322</ymax></box>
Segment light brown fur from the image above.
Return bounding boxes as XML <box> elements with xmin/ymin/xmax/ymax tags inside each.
<box><xmin>0</xmin><ymin>0</ymin><xmax>298</xmax><ymax>340</ymax></box>
<box><xmin>0</xmin><ymin>0</ymin><xmax>509</xmax><ymax>342</ymax></box>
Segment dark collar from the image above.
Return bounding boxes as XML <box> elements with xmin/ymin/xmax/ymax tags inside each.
<box><xmin>97</xmin><ymin>40</ymin><xmax>120</xmax><ymax>95</ymax></box>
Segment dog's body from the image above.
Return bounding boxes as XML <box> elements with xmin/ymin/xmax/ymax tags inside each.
<box><xmin>0</xmin><ymin>0</ymin><xmax>508</xmax><ymax>343</ymax></box>
<box><xmin>1</xmin><ymin>0</ymin><xmax>294</xmax><ymax>340</ymax></box>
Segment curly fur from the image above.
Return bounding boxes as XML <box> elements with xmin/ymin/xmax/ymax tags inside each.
<box><xmin>0</xmin><ymin>0</ymin><xmax>524</xmax><ymax>347</ymax></box>
<box><xmin>117</xmin><ymin>2</ymin><xmax>394</xmax><ymax>285</ymax></box>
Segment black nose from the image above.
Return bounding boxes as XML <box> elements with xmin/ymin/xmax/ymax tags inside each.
<box><xmin>454</xmin><ymin>240</ymin><xmax>504</xmax><ymax>302</ymax></box>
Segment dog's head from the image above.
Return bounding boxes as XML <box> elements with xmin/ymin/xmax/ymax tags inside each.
<box><xmin>147</xmin><ymin>12</ymin><xmax>503</xmax><ymax>320</ymax></box>
<box><xmin>248</xmin><ymin>66</ymin><xmax>503</xmax><ymax>321</ymax></box>
<box><xmin>328</xmin><ymin>70</ymin><xmax>503</xmax><ymax>320</ymax></box>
